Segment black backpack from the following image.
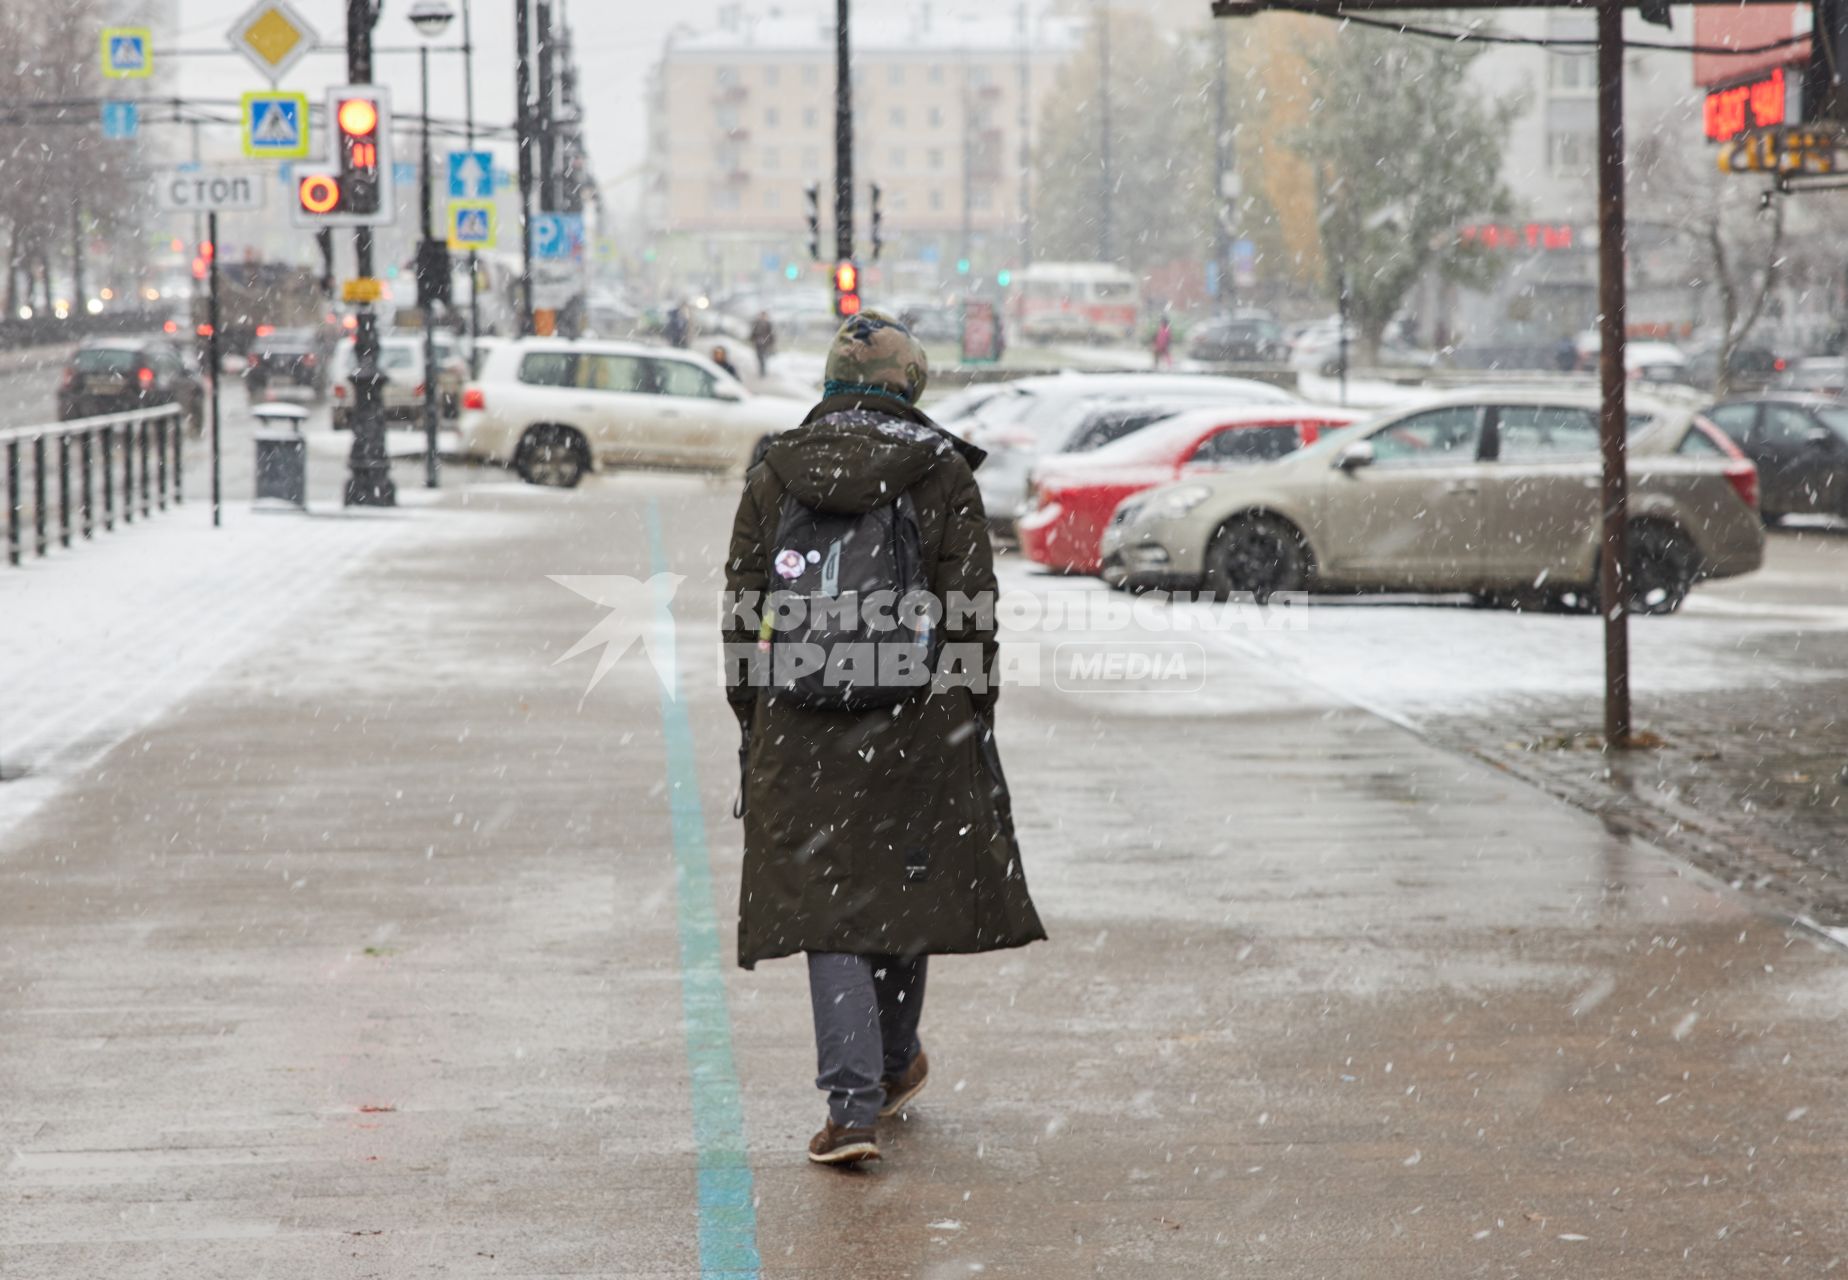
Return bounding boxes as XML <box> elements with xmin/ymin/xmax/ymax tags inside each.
<box><xmin>765</xmin><ymin>491</ymin><xmax>938</xmax><ymax>710</ymax></box>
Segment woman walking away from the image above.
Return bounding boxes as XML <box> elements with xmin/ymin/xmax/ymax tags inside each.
<box><xmin>723</xmin><ymin>311</ymin><xmax>1046</xmax><ymax>1167</ymax></box>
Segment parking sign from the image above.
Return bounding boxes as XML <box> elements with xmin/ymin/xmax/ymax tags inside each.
<box><xmin>531</xmin><ymin>212</ymin><xmax>584</xmax><ymax>262</ymax></box>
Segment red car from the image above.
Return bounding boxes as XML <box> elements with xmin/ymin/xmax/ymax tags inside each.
<box><xmin>1016</xmin><ymin>405</ymin><xmax>1363</xmax><ymax>574</ymax></box>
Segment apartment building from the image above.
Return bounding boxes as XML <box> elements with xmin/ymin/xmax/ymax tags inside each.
<box><xmin>643</xmin><ymin>7</ymin><xmax>1081</xmax><ymax>283</ymax></box>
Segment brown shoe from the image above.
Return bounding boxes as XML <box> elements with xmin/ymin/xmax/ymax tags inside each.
<box><xmin>879</xmin><ymin>1049</ymin><xmax>929</xmax><ymax>1119</ymax></box>
<box><xmin>808</xmin><ymin>1119</ymin><xmax>880</xmax><ymax>1165</ymax></box>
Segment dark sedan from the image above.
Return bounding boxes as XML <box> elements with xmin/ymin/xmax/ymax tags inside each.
<box><xmin>1187</xmin><ymin>314</ymin><xmax>1286</xmax><ymax>363</ymax></box>
<box><xmin>244</xmin><ymin>334</ymin><xmax>327</xmax><ymax>403</ymax></box>
<box><xmin>1705</xmin><ymin>395</ymin><xmax>1848</xmax><ymax>522</ymax></box>
<box><xmin>57</xmin><ymin>338</ymin><xmax>204</xmax><ymax>429</ymax></box>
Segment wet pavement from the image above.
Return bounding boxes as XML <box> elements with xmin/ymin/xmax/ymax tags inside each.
<box><xmin>5</xmin><ymin>469</ymin><xmax>1848</xmax><ymax>1277</ymax></box>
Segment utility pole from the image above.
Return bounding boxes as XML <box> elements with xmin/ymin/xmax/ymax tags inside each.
<box><xmin>514</xmin><ymin>0</ymin><xmax>536</xmax><ymax>335</ymax></box>
<box><xmin>960</xmin><ymin>48</ymin><xmax>974</xmax><ymax>279</ymax></box>
<box><xmin>834</xmin><ymin>0</ymin><xmax>855</xmax><ymax>279</ymax></box>
<box><xmin>537</xmin><ymin>1</ymin><xmax>558</xmax><ymax>213</ymax></box>
<box><xmin>344</xmin><ymin>0</ymin><xmax>394</xmax><ymax>507</ymax></box>
<box><xmin>1213</xmin><ymin>23</ymin><xmax>1233</xmax><ymax>314</ymax></box>
<box><xmin>1017</xmin><ymin>1</ymin><xmax>1031</xmax><ymax>271</ymax></box>
<box><xmin>462</xmin><ymin>0</ymin><xmax>481</xmax><ymax>375</ymax></box>
<box><xmin>1595</xmin><ymin>0</ymin><xmax>1632</xmax><ymax>745</ymax></box>
<box><xmin>1097</xmin><ymin>0</ymin><xmax>1113</xmax><ymax>263</ymax></box>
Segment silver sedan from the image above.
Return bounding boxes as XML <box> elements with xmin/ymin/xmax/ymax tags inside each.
<box><xmin>1099</xmin><ymin>390</ymin><xmax>1765</xmax><ymax>614</ymax></box>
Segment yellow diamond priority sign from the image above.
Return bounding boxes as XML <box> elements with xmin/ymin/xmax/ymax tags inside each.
<box><xmin>226</xmin><ymin>0</ymin><xmax>319</xmax><ymax>85</ymax></box>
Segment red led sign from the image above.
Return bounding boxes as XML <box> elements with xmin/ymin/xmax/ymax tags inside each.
<box><xmin>1460</xmin><ymin>223</ymin><xmax>1575</xmax><ymax>251</ymax></box>
<box><xmin>1704</xmin><ymin>67</ymin><xmax>1787</xmax><ymax>143</ymax></box>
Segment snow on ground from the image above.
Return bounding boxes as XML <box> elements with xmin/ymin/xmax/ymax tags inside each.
<box><xmin>0</xmin><ymin>491</ymin><xmax>504</xmax><ymax>842</ymax></box>
<box><xmin>994</xmin><ymin>556</ymin><xmax>1847</xmax><ymax>730</ymax></box>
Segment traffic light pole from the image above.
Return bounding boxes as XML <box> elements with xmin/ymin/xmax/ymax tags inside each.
<box><xmin>345</xmin><ymin>0</ymin><xmax>394</xmax><ymax>507</ymax></box>
<box><xmin>463</xmin><ymin>0</ymin><xmax>481</xmax><ymax>378</ymax></box>
<box><xmin>834</xmin><ymin>0</ymin><xmax>855</xmax><ymax>310</ymax></box>
<box><xmin>419</xmin><ymin>44</ymin><xmax>441</xmax><ymax>490</ymax></box>
<box><xmin>515</xmin><ymin>0</ymin><xmax>537</xmax><ymax>336</ymax></box>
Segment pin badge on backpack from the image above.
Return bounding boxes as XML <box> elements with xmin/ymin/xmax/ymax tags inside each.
<box><xmin>774</xmin><ymin>549</ymin><xmax>805</xmax><ymax>579</ymax></box>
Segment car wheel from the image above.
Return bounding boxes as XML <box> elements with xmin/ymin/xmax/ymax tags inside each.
<box><xmin>1624</xmin><ymin>522</ymin><xmax>1697</xmax><ymax>615</ymax></box>
<box><xmin>1205</xmin><ymin>514</ymin><xmax>1308</xmax><ymax>604</ymax></box>
<box><xmin>517</xmin><ymin>425</ymin><xmax>588</xmax><ymax>489</ymax></box>
<box><xmin>1319</xmin><ymin>357</ymin><xmax>1345</xmax><ymax>378</ymax></box>
<box><xmin>1761</xmin><ymin>510</ymin><xmax>1786</xmax><ymax>528</ymax></box>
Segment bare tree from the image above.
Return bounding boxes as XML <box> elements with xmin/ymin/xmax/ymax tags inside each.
<box><xmin>1632</xmin><ymin>114</ymin><xmax>1786</xmax><ymax>396</ymax></box>
<box><xmin>1704</xmin><ymin>196</ymin><xmax>1784</xmax><ymax>395</ymax></box>
<box><xmin>0</xmin><ymin>0</ymin><xmax>139</xmax><ymax>316</ymax></box>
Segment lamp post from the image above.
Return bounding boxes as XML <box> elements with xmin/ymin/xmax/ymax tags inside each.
<box><xmin>409</xmin><ymin>0</ymin><xmax>454</xmax><ymax>490</ymax></box>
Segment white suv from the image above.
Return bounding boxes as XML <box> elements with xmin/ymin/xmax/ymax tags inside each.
<box><xmin>459</xmin><ymin>338</ymin><xmax>806</xmax><ymax>486</ymax></box>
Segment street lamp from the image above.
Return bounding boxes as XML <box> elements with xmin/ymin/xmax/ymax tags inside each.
<box><xmin>411</xmin><ymin>0</ymin><xmax>454</xmax><ymax>489</ymax></box>
<box><xmin>409</xmin><ymin>0</ymin><xmax>454</xmax><ymax>37</ymax></box>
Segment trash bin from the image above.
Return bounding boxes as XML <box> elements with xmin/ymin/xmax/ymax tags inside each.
<box><xmin>252</xmin><ymin>403</ymin><xmax>309</xmax><ymax>510</ymax></box>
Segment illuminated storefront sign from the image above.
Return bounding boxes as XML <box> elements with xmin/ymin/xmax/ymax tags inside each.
<box><xmin>1704</xmin><ymin>67</ymin><xmax>1789</xmax><ymax>142</ymax></box>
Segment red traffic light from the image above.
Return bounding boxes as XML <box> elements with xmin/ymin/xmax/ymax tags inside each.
<box><xmin>337</xmin><ymin>97</ymin><xmax>379</xmax><ymax>136</ymax></box>
<box><xmin>298</xmin><ymin>173</ymin><xmax>341</xmax><ymax>214</ymax></box>
<box><xmin>838</xmin><ymin>292</ymin><xmax>862</xmax><ymax>317</ymax></box>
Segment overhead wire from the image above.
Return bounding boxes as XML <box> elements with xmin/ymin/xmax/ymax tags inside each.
<box><xmin>1293</xmin><ymin>9</ymin><xmax>1812</xmax><ymax>57</ymax></box>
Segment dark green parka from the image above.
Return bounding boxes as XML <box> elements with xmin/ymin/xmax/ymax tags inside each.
<box><xmin>724</xmin><ymin>392</ymin><xmax>1047</xmax><ymax>970</ymax></box>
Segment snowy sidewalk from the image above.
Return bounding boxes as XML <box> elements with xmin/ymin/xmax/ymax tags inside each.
<box><xmin>2</xmin><ymin>473</ymin><xmax>1847</xmax><ymax>1278</ymax></box>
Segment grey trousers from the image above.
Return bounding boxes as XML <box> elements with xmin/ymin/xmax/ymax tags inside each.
<box><xmin>806</xmin><ymin>951</ymin><xmax>928</xmax><ymax>1128</ymax></box>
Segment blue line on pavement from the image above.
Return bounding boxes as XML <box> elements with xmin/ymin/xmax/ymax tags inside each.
<box><xmin>648</xmin><ymin>499</ymin><xmax>762</xmax><ymax>1280</ymax></box>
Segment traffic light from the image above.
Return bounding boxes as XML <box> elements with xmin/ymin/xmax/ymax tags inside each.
<box><xmin>956</xmin><ymin>257</ymin><xmax>971</xmax><ymax>275</ymax></box>
<box><xmin>834</xmin><ymin>261</ymin><xmax>861</xmax><ymax>317</ymax></box>
<box><xmin>805</xmin><ymin>184</ymin><xmax>822</xmax><ymax>261</ymax></box>
<box><xmin>870</xmin><ymin>183</ymin><xmax>884</xmax><ymax>260</ymax></box>
<box><xmin>334</xmin><ymin>93</ymin><xmax>385</xmax><ymax>215</ymax></box>
<box><xmin>415</xmin><ymin>238</ymin><xmax>451</xmax><ymax>307</ymax></box>
<box><xmin>292</xmin><ymin>85</ymin><xmax>396</xmax><ymax>227</ymax></box>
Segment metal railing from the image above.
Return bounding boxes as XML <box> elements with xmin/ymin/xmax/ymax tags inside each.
<box><xmin>3</xmin><ymin>405</ymin><xmax>186</xmax><ymax>567</ymax></box>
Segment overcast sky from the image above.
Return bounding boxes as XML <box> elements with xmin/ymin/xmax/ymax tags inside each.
<box><xmin>170</xmin><ymin>0</ymin><xmax>1046</xmax><ymax>216</ymax></box>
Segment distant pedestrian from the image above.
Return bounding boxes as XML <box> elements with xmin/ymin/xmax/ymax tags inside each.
<box><xmin>750</xmin><ymin>310</ymin><xmax>776</xmax><ymax>377</ymax></box>
<box><xmin>710</xmin><ymin>345</ymin><xmax>741</xmax><ymax>380</ymax></box>
<box><xmin>1555</xmin><ymin>334</ymin><xmax>1578</xmax><ymax>373</ymax></box>
<box><xmin>664</xmin><ymin>302</ymin><xmax>689</xmax><ymax>349</ymax></box>
<box><xmin>1152</xmin><ymin>314</ymin><xmax>1174</xmax><ymax>369</ymax></box>
<box><xmin>723</xmin><ymin>310</ymin><xmax>1046</xmax><ymax>1168</ymax></box>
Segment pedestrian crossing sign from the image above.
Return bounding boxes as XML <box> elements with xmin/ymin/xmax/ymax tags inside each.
<box><xmin>448</xmin><ymin>201</ymin><xmax>497</xmax><ymax>251</ymax></box>
<box><xmin>241</xmin><ymin>91</ymin><xmax>309</xmax><ymax>159</ymax></box>
<box><xmin>101</xmin><ymin>28</ymin><xmax>152</xmax><ymax>79</ymax></box>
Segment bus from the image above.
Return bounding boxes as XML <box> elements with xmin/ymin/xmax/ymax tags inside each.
<box><xmin>1012</xmin><ymin>262</ymin><xmax>1140</xmax><ymax>343</ymax></box>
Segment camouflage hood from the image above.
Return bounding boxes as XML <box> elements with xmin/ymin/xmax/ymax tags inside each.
<box><xmin>767</xmin><ymin>400</ymin><xmax>981</xmax><ymax>515</ymax></box>
<box><xmin>822</xmin><ymin>310</ymin><xmax>929</xmax><ymax>404</ymax></box>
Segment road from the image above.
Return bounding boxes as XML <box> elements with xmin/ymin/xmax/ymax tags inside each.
<box><xmin>5</xmin><ymin>462</ymin><xmax>1848</xmax><ymax>1277</ymax></box>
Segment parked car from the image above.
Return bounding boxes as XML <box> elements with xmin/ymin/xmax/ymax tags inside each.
<box><xmin>243</xmin><ymin>332</ymin><xmax>327</xmax><ymax>403</ymax></box>
<box><xmin>1773</xmin><ymin>356</ymin><xmax>1848</xmax><ymax>397</ymax></box>
<box><xmin>949</xmin><ymin>372</ymin><xmax>1300</xmax><ymax>528</ymax></box>
<box><xmin>1100</xmin><ymin>390</ymin><xmax>1764</xmax><ymax>614</ymax></box>
<box><xmin>1018</xmin><ymin>406</ymin><xmax>1362</xmax><ymax>575</ymax></box>
<box><xmin>330</xmin><ymin>334</ymin><xmax>467</xmax><ymax>430</ymax></box>
<box><xmin>1289</xmin><ymin>320</ymin><xmax>1437</xmax><ymax>376</ymax></box>
<box><xmin>1683</xmin><ymin>340</ymin><xmax>1785</xmax><ymax>392</ymax></box>
<box><xmin>458</xmin><ymin>338</ymin><xmax>807</xmax><ymax>486</ymax></box>
<box><xmin>1704</xmin><ymin>395</ymin><xmax>1848</xmax><ymax>523</ymax></box>
<box><xmin>57</xmin><ymin>336</ymin><xmax>204</xmax><ymax>430</ymax></box>
<box><xmin>1186</xmin><ymin>313</ymin><xmax>1286</xmax><ymax>363</ymax></box>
